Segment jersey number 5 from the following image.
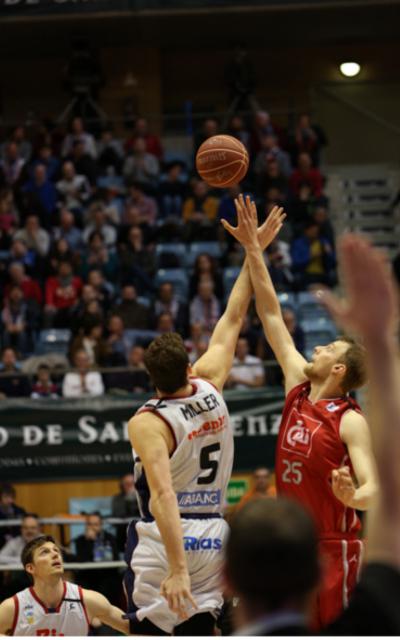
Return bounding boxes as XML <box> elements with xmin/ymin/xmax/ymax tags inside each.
<box><xmin>198</xmin><ymin>443</ymin><xmax>221</xmax><ymax>485</ymax></box>
<box><xmin>282</xmin><ymin>459</ymin><xmax>303</xmax><ymax>485</ymax></box>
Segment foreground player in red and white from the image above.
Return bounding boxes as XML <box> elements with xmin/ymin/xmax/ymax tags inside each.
<box><xmin>222</xmin><ymin>196</ymin><xmax>378</xmax><ymax>628</ymax></box>
<box><xmin>124</xmin><ymin>204</ymin><xmax>284</xmax><ymax>635</ymax></box>
<box><xmin>0</xmin><ymin>535</ymin><xmax>129</xmax><ymax>636</ymax></box>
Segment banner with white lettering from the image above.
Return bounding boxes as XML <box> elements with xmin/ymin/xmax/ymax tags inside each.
<box><xmin>0</xmin><ymin>389</ymin><xmax>284</xmax><ymax>481</ymax></box>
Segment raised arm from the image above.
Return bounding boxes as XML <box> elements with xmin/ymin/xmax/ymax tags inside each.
<box><xmin>192</xmin><ymin>197</ymin><xmax>284</xmax><ymax>391</ymax></box>
<box><xmin>83</xmin><ymin>590</ymin><xmax>129</xmax><ymax>635</ymax></box>
<box><xmin>222</xmin><ymin>196</ymin><xmax>307</xmax><ymax>394</ymax></box>
<box><xmin>321</xmin><ymin>234</ymin><xmax>399</xmax><ymax>568</ymax></box>
<box><xmin>128</xmin><ymin>412</ymin><xmax>197</xmax><ymax>620</ymax></box>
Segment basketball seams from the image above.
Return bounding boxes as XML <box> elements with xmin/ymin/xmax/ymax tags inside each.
<box><xmin>209</xmin><ymin>160</ymin><xmax>247</xmax><ymax>187</ymax></box>
<box><xmin>198</xmin><ymin>158</ymin><xmax>245</xmax><ymax>174</ymax></box>
<box><xmin>196</xmin><ymin>134</ymin><xmax>249</xmax><ymax>187</ymax></box>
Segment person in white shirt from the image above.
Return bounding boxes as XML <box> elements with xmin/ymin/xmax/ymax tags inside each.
<box><xmin>61</xmin><ymin>117</ymin><xmax>97</xmax><ymax>159</ymax></box>
<box><xmin>62</xmin><ymin>349</ymin><xmax>104</xmax><ymax>398</ymax></box>
<box><xmin>57</xmin><ymin>161</ymin><xmax>91</xmax><ymax>211</ymax></box>
<box><xmin>229</xmin><ymin>337</ymin><xmax>265</xmax><ymax>389</ymax></box>
<box><xmin>0</xmin><ymin>514</ymin><xmax>41</xmax><ymax>564</ymax></box>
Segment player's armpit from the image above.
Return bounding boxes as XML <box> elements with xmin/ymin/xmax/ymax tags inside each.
<box><xmin>339</xmin><ymin>410</ymin><xmax>379</xmax><ymax>510</ymax></box>
<box><xmin>82</xmin><ymin>590</ymin><xmax>129</xmax><ymax>635</ymax></box>
<box><xmin>0</xmin><ymin>598</ymin><xmax>16</xmax><ymax>635</ymax></box>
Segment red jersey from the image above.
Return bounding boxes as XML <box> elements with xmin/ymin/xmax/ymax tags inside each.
<box><xmin>276</xmin><ymin>382</ymin><xmax>362</xmax><ymax>537</ymax></box>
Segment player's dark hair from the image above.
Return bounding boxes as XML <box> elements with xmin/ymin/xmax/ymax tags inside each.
<box><xmin>21</xmin><ymin>535</ymin><xmax>58</xmax><ymax>568</ymax></box>
<box><xmin>226</xmin><ymin>499</ymin><xmax>320</xmax><ymax>611</ymax></box>
<box><xmin>337</xmin><ymin>335</ymin><xmax>367</xmax><ymax>393</ymax></box>
<box><xmin>144</xmin><ymin>332</ymin><xmax>189</xmax><ymax>394</ymax></box>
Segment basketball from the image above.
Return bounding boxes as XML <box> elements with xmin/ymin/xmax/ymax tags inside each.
<box><xmin>195</xmin><ymin>134</ymin><xmax>249</xmax><ymax>188</ymax></box>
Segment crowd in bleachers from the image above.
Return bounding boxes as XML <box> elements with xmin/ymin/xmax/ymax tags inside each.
<box><xmin>0</xmin><ymin>111</ymin><xmax>336</xmax><ymax>397</ymax></box>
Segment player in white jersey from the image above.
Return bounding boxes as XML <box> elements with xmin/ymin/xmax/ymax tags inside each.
<box><xmin>124</xmin><ymin>197</ymin><xmax>285</xmax><ymax>635</ymax></box>
<box><xmin>0</xmin><ymin>535</ymin><xmax>129</xmax><ymax>636</ymax></box>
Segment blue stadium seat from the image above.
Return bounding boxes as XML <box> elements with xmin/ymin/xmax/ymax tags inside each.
<box><xmin>187</xmin><ymin>242</ymin><xmax>222</xmax><ymax>267</ymax></box>
<box><xmin>124</xmin><ymin>329</ymin><xmax>158</xmax><ymax>348</ymax></box>
<box><xmin>297</xmin><ymin>291</ymin><xmax>331</xmax><ymax>321</ymax></box>
<box><xmin>155</xmin><ymin>243</ymin><xmax>187</xmax><ymax>268</ymax></box>
<box><xmin>36</xmin><ymin>329</ymin><xmax>71</xmax><ymax>355</ymax></box>
<box><xmin>155</xmin><ymin>269</ymin><xmax>188</xmax><ymax>299</ymax></box>
<box><xmin>223</xmin><ymin>266</ymin><xmax>241</xmax><ymax>299</ymax></box>
<box><xmin>304</xmin><ymin>328</ymin><xmax>337</xmax><ymax>360</ymax></box>
<box><xmin>137</xmin><ymin>296</ymin><xmax>152</xmax><ymax>308</ymax></box>
<box><xmin>277</xmin><ymin>292</ymin><xmax>297</xmax><ymax>310</ymax></box>
<box><xmin>301</xmin><ymin>317</ymin><xmax>337</xmax><ymax>334</ymax></box>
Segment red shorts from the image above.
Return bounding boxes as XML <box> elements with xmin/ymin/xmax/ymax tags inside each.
<box><xmin>313</xmin><ymin>537</ymin><xmax>364</xmax><ymax>630</ymax></box>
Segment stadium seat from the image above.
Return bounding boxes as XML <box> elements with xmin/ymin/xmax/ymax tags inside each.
<box><xmin>155</xmin><ymin>269</ymin><xmax>188</xmax><ymax>299</ymax></box>
<box><xmin>155</xmin><ymin>243</ymin><xmax>187</xmax><ymax>268</ymax></box>
<box><xmin>137</xmin><ymin>296</ymin><xmax>152</xmax><ymax>308</ymax></box>
<box><xmin>297</xmin><ymin>291</ymin><xmax>331</xmax><ymax>320</ymax></box>
<box><xmin>36</xmin><ymin>329</ymin><xmax>71</xmax><ymax>355</ymax></box>
<box><xmin>187</xmin><ymin>242</ymin><xmax>222</xmax><ymax>266</ymax></box>
<box><xmin>277</xmin><ymin>292</ymin><xmax>297</xmax><ymax>310</ymax></box>
<box><xmin>124</xmin><ymin>329</ymin><xmax>158</xmax><ymax>348</ymax></box>
<box><xmin>301</xmin><ymin>317</ymin><xmax>337</xmax><ymax>334</ymax></box>
<box><xmin>223</xmin><ymin>266</ymin><xmax>241</xmax><ymax>299</ymax></box>
<box><xmin>304</xmin><ymin>328</ymin><xmax>338</xmax><ymax>360</ymax></box>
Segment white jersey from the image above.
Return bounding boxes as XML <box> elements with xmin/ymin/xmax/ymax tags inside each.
<box><xmin>134</xmin><ymin>377</ymin><xmax>233</xmax><ymax>518</ymax></box>
<box><xmin>12</xmin><ymin>581</ymin><xmax>89</xmax><ymax>636</ymax></box>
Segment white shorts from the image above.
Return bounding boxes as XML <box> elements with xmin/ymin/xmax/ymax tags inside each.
<box><xmin>125</xmin><ymin>516</ymin><xmax>228</xmax><ymax>634</ymax></box>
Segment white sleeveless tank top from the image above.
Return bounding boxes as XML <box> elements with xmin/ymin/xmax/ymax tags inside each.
<box><xmin>134</xmin><ymin>377</ymin><xmax>233</xmax><ymax>518</ymax></box>
<box><xmin>12</xmin><ymin>581</ymin><xmax>89</xmax><ymax>636</ymax></box>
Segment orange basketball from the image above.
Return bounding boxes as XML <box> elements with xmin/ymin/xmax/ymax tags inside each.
<box><xmin>195</xmin><ymin>134</ymin><xmax>249</xmax><ymax>188</ymax></box>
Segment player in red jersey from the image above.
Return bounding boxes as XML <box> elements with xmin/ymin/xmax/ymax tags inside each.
<box><xmin>222</xmin><ymin>196</ymin><xmax>378</xmax><ymax>628</ymax></box>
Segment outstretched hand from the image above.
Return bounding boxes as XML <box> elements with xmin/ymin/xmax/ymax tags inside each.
<box><xmin>221</xmin><ymin>195</ymin><xmax>286</xmax><ymax>251</ymax></box>
<box><xmin>317</xmin><ymin>234</ymin><xmax>398</xmax><ymax>341</ymax></box>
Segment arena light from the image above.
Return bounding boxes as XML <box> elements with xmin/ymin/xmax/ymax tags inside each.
<box><xmin>340</xmin><ymin>62</ymin><xmax>361</xmax><ymax>78</ymax></box>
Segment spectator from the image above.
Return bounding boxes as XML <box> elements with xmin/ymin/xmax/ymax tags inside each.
<box><xmin>70</xmin><ymin>289</ymin><xmax>104</xmax><ymax>336</ymax></box>
<box><xmin>52</xmin><ymin>208</ymin><xmax>83</xmax><ymax>252</ymax></box>
<box><xmin>86</xmin><ymin>269</ymin><xmax>113</xmax><ymax>314</ymax></box>
<box><xmin>291</xmin><ymin>219</ymin><xmax>336</xmax><ymax>289</ymax></box>
<box><xmin>22</xmin><ymin>164</ymin><xmax>58</xmax><ymax>225</ymax></box>
<box><xmin>312</xmin><ymin>204</ymin><xmax>335</xmax><ymax>247</ymax></box>
<box><xmin>184</xmin><ymin>322</ymin><xmax>209</xmax><ymax>363</ymax></box>
<box><xmin>189</xmin><ymin>253</ymin><xmax>224</xmax><ymax>301</ymax></box>
<box><xmin>44</xmin><ymin>260</ymin><xmax>82</xmax><ymax>328</ymax></box>
<box><xmin>106</xmin><ymin>315</ymin><xmax>130</xmax><ymax>363</ymax></box>
<box><xmin>258</xmin><ymin>159</ymin><xmax>289</xmax><ymax>199</ymax></box>
<box><xmin>62</xmin><ymin>349</ymin><xmax>104</xmax><ymax>398</ymax></box>
<box><xmin>0</xmin><ymin>483</ymin><xmax>26</xmax><ymax>549</ymax></box>
<box><xmin>67</xmin><ymin>140</ymin><xmax>97</xmax><ymax>185</ymax></box>
<box><xmin>111</xmin><ymin>285</ymin><xmax>150</xmax><ymax>329</ymax></box>
<box><xmin>96</xmin><ymin>127</ymin><xmax>124</xmax><ymax>175</ymax></box>
<box><xmin>1</xmin><ymin>284</ymin><xmax>39</xmax><ymax>355</ymax></box>
<box><xmin>0</xmin><ymin>514</ymin><xmax>41</xmax><ymax>564</ymax></box>
<box><xmin>183</xmin><ymin>180</ymin><xmax>219</xmax><ymax>223</ymax></box>
<box><xmin>189</xmin><ymin>279</ymin><xmax>221</xmax><ymax>335</ymax></box>
<box><xmin>13</xmin><ymin>214</ymin><xmax>50</xmax><ymax>258</ymax></box>
<box><xmin>31</xmin><ymin>364</ymin><xmax>59</xmax><ymax>398</ymax></box>
<box><xmin>5</xmin><ymin>262</ymin><xmax>42</xmax><ymax>305</ymax></box>
<box><xmin>56</xmin><ymin>161</ymin><xmax>91</xmax><ymax>213</ymax></box>
<box><xmin>7</xmin><ymin>125</ymin><xmax>32</xmax><ymax>163</ymax></box>
<box><xmin>83</xmin><ymin>205</ymin><xmax>117</xmax><ymax>247</ymax></box>
<box><xmin>250</xmin><ymin>110</ymin><xmax>278</xmax><ymax>157</ymax></box>
<box><xmin>0</xmin><ymin>142</ymin><xmax>25</xmax><ymax>187</ymax></box>
<box><xmin>227</xmin><ymin>115</ymin><xmax>251</xmax><ymax>151</ymax></box>
<box><xmin>289</xmin><ymin>152</ymin><xmax>324</xmax><ymax>199</ymax></box>
<box><xmin>151</xmin><ymin>282</ymin><xmax>187</xmax><ymax>335</ymax></box>
<box><xmin>0</xmin><ymin>188</ymin><xmax>19</xmax><ymax>236</ymax></box>
<box><xmin>69</xmin><ymin>322</ymin><xmax>109</xmax><ymax>367</ymax></box>
<box><xmin>118</xmin><ymin>225</ymin><xmax>155</xmax><ymax>292</ymax></box>
<box><xmin>122</xmin><ymin>183</ymin><xmax>158</xmax><ymax>227</ymax></box>
<box><xmin>46</xmin><ymin>237</ymin><xmax>78</xmax><ymax>277</ymax></box>
<box><xmin>61</xmin><ymin>117</ymin><xmax>97</xmax><ymax>159</ymax></box>
<box><xmin>0</xmin><ymin>348</ymin><xmax>31</xmax><ymax>398</ymax></box>
<box><xmin>111</xmin><ymin>474</ymin><xmax>141</xmax><ymax>553</ymax></box>
<box><xmin>288</xmin><ymin>113</ymin><xmax>327</xmax><ymax>166</ymax></box>
<box><xmin>80</xmin><ymin>232</ymin><xmax>118</xmax><ymax>282</ymax></box>
<box><xmin>8</xmin><ymin>239</ymin><xmax>36</xmax><ymax>272</ymax></box>
<box><xmin>228</xmin><ymin>337</ymin><xmax>265</xmax><ymax>389</ymax></box>
<box><xmin>104</xmin><ymin>345</ymin><xmax>150</xmax><ymax>394</ymax></box>
<box><xmin>31</xmin><ymin>144</ymin><xmax>60</xmax><ymax>182</ymax></box>
<box><xmin>123</xmin><ymin>138</ymin><xmax>160</xmax><ymax>189</ymax></box>
<box><xmin>266</xmin><ymin>239</ymin><xmax>293</xmax><ymax>292</ymax></box>
<box><xmin>194</xmin><ymin>118</ymin><xmax>219</xmax><ymax>154</ymax></box>
<box><xmin>254</xmin><ymin>133</ymin><xmax>292</xmax><ymax>179</ymax></box>
<box><xmin>236</xmin><ymin>468</ymin><xmax>276</xmax><ymax>511</ymax></box>
<box><xmin>217</xmin><ymin>184</ymin><xmax>243</xmax><ymax>226</ymax></box>
<box><xmin>125</xmin><ymin>117</ymin><xmax>163</xmax><ymax>160</ymax></box>
<box><xmin>156</xmin><ymin>311</ymin><xmax>174</xmax><ymax>333</ymax></box>
<box><xmin>74</xmin><ymin>512</ymin><xmax>119</xmax><ymax>604</ymax></box>
<box><xmin>159</xmin><ymin>162</ymin><xmax>187</xmax><ymax>218</ymax></box>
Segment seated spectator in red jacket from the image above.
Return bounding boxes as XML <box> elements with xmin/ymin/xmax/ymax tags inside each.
<box><xmin>44</xmin><ymin>260</ymin><xmax>83</xmax><ymax>327</ymax></box>
<box><xmin>0</xmin><ymin>348</ymin><xmax>31</xmax><ymax>399</ymax></box>
<box><xmin>5</xmin><ymin>262</ymin><xmax>42</xmax><ymax>305</ymax></box>
<box><xmin>125</xmin><ymin>117</ymin><xmax>163</xmax><ymax>160</ymax></box>
<box><xmin>31</xmin><ymin>364</ymin><xmax>59</xmax><ymax>399</ymax></box>
<box><xmin>289</xmin><ymin>152</ymin><xmax>323</xmax><ymax>199</ymax></box>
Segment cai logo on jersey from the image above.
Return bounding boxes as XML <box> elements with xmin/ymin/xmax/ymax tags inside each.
<box><xmin>177</xmin><ymin>490</ymin><xmax>221</xmax><ymax>507</ymax></box>
<box><xmin>183</xmin><ymin>536</ymin><xmax>222</xmax><ymax>551</ymax></box>
<box><xmin>282</xmin><ymin>408</ymin><xmax>322</xmax><ymax>458</ymax></box>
